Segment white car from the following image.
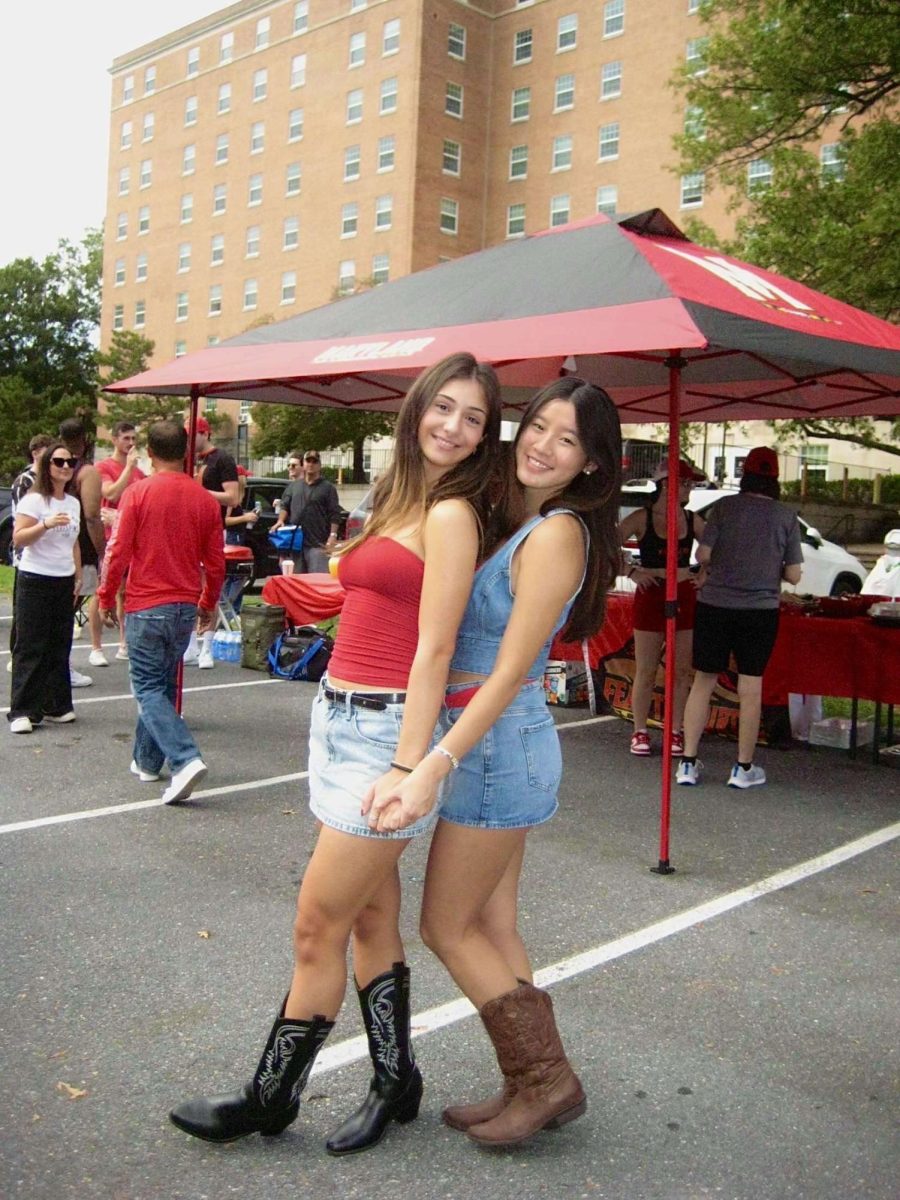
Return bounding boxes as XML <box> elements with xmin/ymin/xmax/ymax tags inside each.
<box><xmin>618</xmin><ymin>483</ymin><xmax>866</xmax><ymax>598</ymax></box>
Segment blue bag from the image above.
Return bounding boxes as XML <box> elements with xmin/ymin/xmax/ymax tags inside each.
<box><xmin>268</xmin><ymin>525</ymin><xmax>304</xmax><ymax>553</ymax></box>
<box><xmin>267</xmin><ymin>625</ymin><xmax>333</xmax><ymax>682</ymax></box>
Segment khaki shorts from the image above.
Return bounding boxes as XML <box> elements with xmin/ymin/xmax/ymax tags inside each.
<box><xmin>78</xmin><ymin>565</ymin><xmax>99</xmax><ymax>597</ymax></box>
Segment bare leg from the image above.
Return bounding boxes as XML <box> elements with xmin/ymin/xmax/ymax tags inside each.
<box><xmin>673</xmin><ymin>628</ymin><xmax>695</xmax><ymax>730</ymax></box>
<box><xmin>88</xmin><ymin>594</ymin><xmax>104</xmax><ymax>653</ymax></box>
<box><xmin>682</xmin><ymin>670</ymin><xmax>718</xmax><ymax>757</ymax></box>
<box><xmin>631</xmin><ymin>629</ymin><xmax>664</xmax><ymax>732</ymax></box>
<box><xmin>286</xmin><ymin>826</ymin><xmax>410</xmax><ymax>1020</ymax></box>
<box><xmin>351</xmin><ymin>865</ymin><xmax>405</xmax><ymax>989</ymax></box>
<box><xmin>737</xmin><ymin>673</ymin><xmax>764</xmax><ymax>762</ymax></box>
<box><xmin>474</xmin><ymin>837</ymin><xmax>531</xmax><ymax>983</ymax></box>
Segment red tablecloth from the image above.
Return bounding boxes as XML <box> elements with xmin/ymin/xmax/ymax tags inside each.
<box><xmin>261</xmin><ymin>573</ymin><xmax>346</xmax><ymax>625</ymax></box>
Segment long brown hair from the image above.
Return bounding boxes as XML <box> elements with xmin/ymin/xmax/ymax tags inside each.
<box><xmin>31</xmin><ymin>439</ymin><xmax>72</xmax><ymax>499</ymax></box>
<box><xmin>490</xmin><ymin>377</ymin><xmax>622</xmax><ymax>641</ymax></box>
<box><xmin>343</xmin><ymin>352</ymin><xmax>502</xmax><ymax>554</ymax></box>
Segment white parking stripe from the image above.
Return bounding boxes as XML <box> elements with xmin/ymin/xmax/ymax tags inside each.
<box><xmin>1</xmin><ymin>677</ymin><xmax>281</xmax><ymax>713</ymax></box>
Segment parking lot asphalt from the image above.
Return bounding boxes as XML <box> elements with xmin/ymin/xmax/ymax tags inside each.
<box><xmin>2</xmin><ymin>613</ymin><xmax>898</xmax><ymax>1200</ymax></box>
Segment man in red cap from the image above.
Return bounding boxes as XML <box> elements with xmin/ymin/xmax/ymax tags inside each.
<box><xmin>677</xmin><ymin>446</ymin><xmax>803</xmax><ymax>790</ymax></box>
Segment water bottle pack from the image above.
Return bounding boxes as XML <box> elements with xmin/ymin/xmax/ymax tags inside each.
<box><xmin>212</xmin><ymin>630</ymin><xmax>243</xmax><ymax>661</ymax></box>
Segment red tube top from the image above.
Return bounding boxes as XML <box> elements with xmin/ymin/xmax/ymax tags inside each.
<box><xmin>327</xmin><ymin>537</ymin><xmax>424</xmax><ymax>688</ymax></box>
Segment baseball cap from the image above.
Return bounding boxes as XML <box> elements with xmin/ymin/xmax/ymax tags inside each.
<box><xmin>185</xmin><ymin>416</ymin><xmax>211</xmax><ymax>435</ymax></box>
<box><xmin>743</xmin><ymin>446</ymin><xmax>779</xmax><ymax>478</ymax></box>
<box><xmin>652</xmin><ymin>457</ymin><xmax>705</xmax><ymax>483</ymax></box>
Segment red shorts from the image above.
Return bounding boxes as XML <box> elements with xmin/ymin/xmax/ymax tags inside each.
<box><xmin>632</xmin><ymin>577</ymin><xmax>697</xmax><ymax>633</ymax></box>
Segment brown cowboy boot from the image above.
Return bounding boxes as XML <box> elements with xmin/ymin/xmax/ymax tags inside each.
<box><xmin>466</xmin><ymin>983</ymin><xmax>586</xmax><ymax>1147</ymax></box>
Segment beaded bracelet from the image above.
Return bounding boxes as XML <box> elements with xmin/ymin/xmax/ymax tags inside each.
<box><xmin>390</xmin><ymin>760</ymin><xmax>414</xmax><ymax>774</ymax></box>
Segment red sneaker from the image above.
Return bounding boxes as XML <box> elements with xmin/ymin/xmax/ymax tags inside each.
<box><xmin>630</xmin><ymin>731</ymin><xmax>651</xmax><ymax>756</ymax></box>
<box><xmin>671</xmin><ymin>731</ymin><xmax>685</xmax><ymax>756</ymax></box>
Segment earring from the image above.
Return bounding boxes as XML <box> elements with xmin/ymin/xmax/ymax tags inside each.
<box><xmin>583</xmin><ymin>468</ymin><xmax>593</xmax><ymax>475</ymax></box>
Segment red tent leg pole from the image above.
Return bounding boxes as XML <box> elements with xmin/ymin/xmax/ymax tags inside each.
<box><xmin>652</xmin><ymin>352</ymin><xmax>685</xmax><ymax>876</ymax></box>
<box><xmin>176</xmin><ymin>387</ymin><xmax>202</xmax><ymax>715</ymax></box>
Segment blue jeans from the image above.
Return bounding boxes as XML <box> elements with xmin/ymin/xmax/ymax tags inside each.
<box><xmin>126</xmin><ymin>604</ymin><xmax>201</xmax><ymax>775</ymax></box>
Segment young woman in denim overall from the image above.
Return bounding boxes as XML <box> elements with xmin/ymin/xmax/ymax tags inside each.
<box><xmin>170</xmin><ymin>354</ymin><xmax>502</xmax><ymax>1154</ymax></box>
<box><xmin>367</xmin><ymin>378</ymin><xmax>622</xmax><ymax>1147</ymax></box>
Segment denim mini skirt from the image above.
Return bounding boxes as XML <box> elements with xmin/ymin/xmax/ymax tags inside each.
<box><xmin>308</xmin><ymin>679</ymin><xmax>441</xmax><ymax>840</ymax></box>
<box><xmin>439</xmin><ymin>679</ymin><xmax>561</xmax><ymax>830</ymax></box>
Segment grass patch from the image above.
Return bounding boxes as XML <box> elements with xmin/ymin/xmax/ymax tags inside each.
<box><xmin>0</xmin><ymin>565</ymin><xmax>14</xmax><ymax>596</ymax></box>
<box><xmin>823</xmin><ymin>696</ymin><xmax>876</xmax><ymax>721</ymax></box>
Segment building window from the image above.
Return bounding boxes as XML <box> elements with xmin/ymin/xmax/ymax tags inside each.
<box><xmin>178</xmin><ymin>242</ymin><xmax>191</xmax><ymax>272</ymax></box>
<box><xmin>603</xmin><ymin>0</ymin><xmax>625</xmax><ymax>37</ymax></box>
<box><xmin>372</xmin><ymin>253</ymin><xmax>389</xmax><ymax>284</ymax></box>
<box><xmin>383</xmin><ymin>18</ymin><xmax>400</xmax><ymax>56</ymax></box>
<box><xmin>285</xmin><ymin>162</ymin><xmax>301</xmax><ymax>196</ymax></box>
<box><xmin>688</xmin><ymin>0</ymin><xmax>700</xmax><ymax>11</ymax></box>
<box><xmin>122</xmin><ymin>75</ymin><xmax>134</xmax><ymax>104</ymax></box>
<box><xmin>253</xmin><ymin>69</ymin><xmax>268</xmax><ymax>102</ymax></box>
<box><xmin>183</xmin><ymin>144</ymin><xmax>196</xmax><ymax>175</ymax></box>
<box><xmin>684</xmin><ymin>105</ymin><xmax>705</xmax><ymax>139</ymax></box>
<box><xmin>341</xmin><ymin>202</ymin><xmax>359</xmax><ymax>237</ymax></box>
<box><xmin>180</xmin><ymin>194</ymin><xmax>193</xmax><ymax>223</ymax></box>
<box><xmin>686</xmin><ymin>38</ymin><xmax>708</xmax><ymax>74</ymax></box>
<box><xmin>139</xmin><ymin>159</ymin><xmax>152</xmax><ymax>189</ymax></box>
<box><xmin>142</xmin><ymin>112</ymin><xmax>155</xmax><ymax>142</ymax></box>
<box><xmin>243</xmin><ymin>279</ymin><xmax>258</xmax><ymax>310</ymax></box>
<box><xmin>144</xmin><ymin>65</ymin><xmax>156</xmax><ymax>95</ymax></box>
<box><xmin>509</xmin><ymin>144</ymin><xmax>528</xmax><ymax>179</ymax></box>
<box><xmin>289</xmin><ymin>107</ymin><xmax>304</xmax><ymax>142</ymax></box>
<box><xmin>338</xmin><ymin>260</ymin><xmax>356</xmax><ymax>294</ymax></box>
<box><xmin>514</xmin><ymin>29</ymin><xmax>533</xmax><ymax>64</ymax></box>
<box><xmin>511</xmin><ymin>86</ymin><xmax>531</xmax><ymax>122</ymax></box>
<box><xmin>747</xmin><ymin>158</ymin><xmax>772</xmax><ymax>192</ymax></box>
<box><xmin>208</xmin><ymin>285</ymin><xmax>222</xmax><ymax>317</ymax></box>
<box><xmin>215</xmin><ymin>134</ymin><xmax>229</xmax><ymax>165</ymax></box>
<box><xmin>599</xmin><ymin>122</ymin><xmax>620</xmax><ymax>160</ymax></box>
<box><xmin>349</xmin><ymin>32</ymin><xmax>366</xmax><ymax>68</ymax></box>
<box><xmin>507</xmin><ymin>203</ymin><xmax>526</xmax><ymax>237</ymax></box>
<box><xmin>220</xmin><ymin>31</ymin><xmax>234</xmax><ymax>63</ymax></box>
<box><xmin>550</xmin><ymin>194</ymin><xmax>570</xmax><ymax>226</ymax></box>
<box><xmin>350</xmin><ymin>0</ymin><xmax>367</xmax><ymax>9</ymax></box>
<box><xmin>552</xmin><ymin>134</ymin><xmax>572</xmax><ymax>171</ymax></box>
<box><xmin>344</xmin><ymin>144</ymin><xmax>361</xmax><ymax>180</ymax></box>
<box><xmin>246</xmin><ymin>225</ymin><xmax>260</xmax><ymax>257</ymax></box>
<box><xmin>118</xmin><ymin>167</ymin><xmax>130</xmax><ymax>196</ymax></box>
<box><xmin>175</xmin><ymin>340</ymin><xmax>187</xmax><ymax>358</ymax></box>
<box><xmin>218</xmin><ymin>83</ymin><xmax>231</xmax><ymax>115</ymax></box>
<box><xmin>680</xmin><ymin>172</ymin><xmax>704</xmax><ymax>207</ymax></box>
<box><xmin>380</xmin><ymin>77</ymin><xmax>398</xmax><ymax>114</ymax></box>
<box><xmin>378</xmin><ymin>135</ymin><xmax>396</xmax><ymax>172</ymax></box>
<box><xmin>448</xmin><ymin>22</ymin><xmax>466</xmax><ymax>60</ymax></box>
<box><xmin>250</xmin><ymin>122</ymin><xmax>265</xmax><ymax>154</ymax></box>
<box><xmin>116</xmin><ymin>212</ymin><xmax>127</xmax><ymax>240</ymax></box>
<box><xmin>557</xmin><ymin>14</ymin><xmax>577</xmax><ymax>52</ymax></box>
<box><xmin>120</xmin><ymin>121</ymin><xmax>132</xmax><ymax>150</ymax></box>
<box><xmin>134</xmin><ymin>299</ymin><xmax>146</xmax><ymax>328</ymax></box>
<box><xmin>281</xmin><ymin>271</ymin><xmax>297</xmax><ymax>304</ymax></box>
<box><xmin>799</xmin><ymin>444</ymin><xmax>828</xmax><ymax>481</ymax></box>
<box><xmin>113</xmin><ymin>304</ymin><xmax>124</xmax><ymax>331</ymax></box>
<box><xmin>187</xmin><ymin>47</ymin><xmax>199</xmax><ymax>77</ymax></box>
<box><xmin>601</xmin><ymin>61</ymin><xmax>622</xmax><ymax>99</ymax></box>
<box><xmin>138</xmin><ymin>205</ymin><xmax>150</xmax><ymax>235</ymax></box>
<box><xmin>291</xmin><ymin>54</ymin><xmax>307</xmax><ymax>88</ymax></box>
<box><xmin>821</xmin><ymin>143</ymin><xmax>845</xmax><ymax>180</ymax></box>
<box><xmin>347</xmin><ymin>88</ymin><xmax>363</xmax><ymax>123</ymax></box>
<box><xmin>294</xmin><ymin>2</ymin><xmax>309</xmax><ymax>34</ymax></box>
<box><xmin>210</xmin><ymin>233</ymin><xmax>225</xmax><ymax>266</ymax></box>
<box><xmin>213</xmin><ymin>183</ymin><xmax>227</xmax><ymax>215</ymax></box>
<box><xmin>442</xmin><ymin>139</ymin><xmax>460</xmax><ymax>175</ymax></box>
<box><xmin>248</xmin><ymin>174</ymin><xmax>263</xmax><ymax>206</ymax></box>
<box><xmin>135</xmin><ymin>253</ymin><xmax>148</xmax><ymax>282</ymax></box>
<box><xmin>283</xmin><ymin>216</ymin><xmax>299</xmax><ymax>250</ymax></box>
<box><xmin>114</xmin><ymin>258</ymin><xmax>126</xmax><ymax>286</ymax></box>
<box><xmin>256</xmin><ymin>16</ymin><xmax>270</xmax><ymax>50</ymax></box>
<box><xmin>440</xmin><ymin>197</ymin><xmax>458</xmax><ymax>235</ymax></box>
<box><xmin>555</xmin><ymin>74</ymin><xmax>575</xmax><ymax>111</ymax></box>
<box><xmin>445</xmin><ymin>81</ymin><xmax>463</xmax><ymax>118</ymax></box>
<box><xmin>375</xmin><ymin>194</ymin><xmax>393</xmax><ymax>230</ymax></box>
<box><xmin>205</xmin><ymin>391</ymin><xmax>218</xmax><ymax>404</ymax></box>
<box><xmin>596</xmin><ymin>184</ymin><xmax>618</xmax><ymax>215</ymax></box>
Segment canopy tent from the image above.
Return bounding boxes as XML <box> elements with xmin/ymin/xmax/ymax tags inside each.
<box><xmin>108</xmin><ymin>210</ymin><xmax>900</xmax><ymax>871</ymax></box>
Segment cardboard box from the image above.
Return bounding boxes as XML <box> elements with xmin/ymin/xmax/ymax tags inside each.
<box><xmin>543</xmin><ymin>660</ymin><xmax>589</xmax><ymax>707</ymax></box>
<box><xmin>808</xmin><ymin>717</ymin><xmax>874</xmax><ymax>750</ymax></box>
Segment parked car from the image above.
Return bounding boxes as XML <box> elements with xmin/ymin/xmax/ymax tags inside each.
<box><xmin>618</xmin><ymin>482</ymin><xmax>866</xmax><ymax>597</ymax></box>
<box><xmin>239</xmin><ymin>476</ymin><xmax>349</xmax><ymax>583</ymax></box>
<box><xmin>0</xmin><ymin>486</ymin><xmax>13</xmax><ymax>565</ymax></box>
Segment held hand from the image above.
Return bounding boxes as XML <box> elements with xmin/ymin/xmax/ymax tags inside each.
<box><xmin>366</xmin><ymin>764</ymin><xmax>443</xmax><ymax>833</ymax></box>
<box><xmin>632</xmin><ymin>567</ymin><xmax>660</xmax><ymax>590</ymax></box>
<box><xmin>126</xmin><ymin>447</ymin><xmax>140</xmax><ymax>468</ymax></box>
<box><xmin>361</xmin><ymin>766</ymin><xmax>412</xmax><ymax>817</ymax></box>
<box><xmin>100</xmin><ymin>608</ymin><xmax>118</xmax><ymax>628</ymax></box>
<box><xmin>43</xmin><ymin>512</ymin><xmax>70</xmax><ymax>529</ymax></box>
<box><xmin>100</xmin><ymin>507</ymin><xmax>116</xmax><ymax>528</ymax></box>
<box><xmin>196</xmin><ymin>608</ymin><xmax>215</xmax><ymax>634</ymax></box>
<box><xmin>246</xmin><ymin>510</ymin><xmax>259</xmax><ymax>526</ymax></box>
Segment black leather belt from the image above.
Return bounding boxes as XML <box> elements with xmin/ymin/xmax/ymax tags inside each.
<box><xmin>322</xmin><ymin>686</ymin><xmax>407</xmax><ymax>711</ymax></box>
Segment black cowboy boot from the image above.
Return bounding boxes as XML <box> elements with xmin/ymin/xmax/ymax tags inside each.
<box><xmin>169</xmin><ymin>1000</ymin><xmax>333</xmax><ymax>1143</ymax></box>
<box><xmin>325</xmin><ymin>961</ymin><xmax>423</xmax><ymax>1156</ymax></box>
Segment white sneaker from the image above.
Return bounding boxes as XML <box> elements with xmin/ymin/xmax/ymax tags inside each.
<box><xmin>676</xmin><ymin>759</ymin><xmax>703</xmax><ymax>786</ymax></box>
<box><xmin>70</xmin><ymin>667</ymin><xmax>94</xmax><ymax>688</ymax></box>
<box><xmin>727</xmin><ymin>763</ymin><xmax>767</xmax><ymax>789</ymax></box>
<box><xmin>89</xmin><ymin>649</ymin><xmax>109</xmax><ymax>667</ymax></box>
<box><xmin>72</xmin><ymin>621</ymin><xmax>83</xmax><ymax>641</ymax></box>
<box><xmin>44</xmin><ymin>711</ymin><xmax>76</xmax><ymax>724</ymax></box>
<box><xmin>183</xmin><ymin>647</ymin><xmax>200</xmax><ymax>665</ymax></box>
<box><xmin>197</xmin><ymin>650</ymin><xmax>215</xmax><ymax>670</ymax></box>
<box><xmin>115</xmin><ymin>646</ymin><xmax>129</xmax><ymax>661</ymax></box>
<box><xmin>10</xmin><ymin>716</ymin><xmax>33</xmax><ymax>734</ymax></box>
<box><xmin>130</xmin><ymin>759</ymin><xmax>161</xmax><ymax>783</ymax></box>
<box><xmin>162</xmin><ymin>758</ymin><xmax>208</xmax><ymax>804</ymax></box>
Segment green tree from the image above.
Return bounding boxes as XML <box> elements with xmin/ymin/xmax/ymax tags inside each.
<box><xmin>96</xmin><ymin>330</ymin><xmax>189</xmax><ymax>441</ymax></box>
<box><xmin>251</xmin><ymin>403</ymin><xmax>395</xmax><ymax>482</ymax></box>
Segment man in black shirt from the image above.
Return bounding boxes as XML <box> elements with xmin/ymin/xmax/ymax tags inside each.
<box><xmin>188</xmin><ymin>416</ymin><xmax>239</xmax><ymax>669</ymax></box>
<box><xmin>273</xmin><ymin>450</ymin><xmax>341</xmax><ymax>573</ymax></box>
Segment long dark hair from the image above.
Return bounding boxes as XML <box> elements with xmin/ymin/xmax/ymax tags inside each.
<box><xmin>491</xmin><ymin>377</ymin><xmax>622</xmax><ymax>641</ymax></box>
<box><xmin>345</xmin><ymin>352</ymin><xmax>502</xmax><ymax>554</ymax></box>
<box><xmin>31</xmin><ymin>439</ymin><xmax>71</xmax><ymax>498</ymax></box>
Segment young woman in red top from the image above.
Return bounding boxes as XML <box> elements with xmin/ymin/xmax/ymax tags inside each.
<box><xmin>170</xmin><ymin>352</ymin><xmax>502</xmax><ymax>1154</ymax></box>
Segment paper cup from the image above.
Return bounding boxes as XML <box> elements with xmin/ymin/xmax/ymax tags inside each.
<box><xmin>281</xmin><ymin>560</ymin><xmax>295</xmax><ymax>576</ymax></box>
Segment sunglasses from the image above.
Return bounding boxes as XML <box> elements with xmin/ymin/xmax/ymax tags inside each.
<box><xmin>50</xmin><ymin>456</ymin><xmax>78</xmax><ymax>468</ymax></box>
<box><xmin>288</xmin><ymin>461</ymin><xmax>301</xmax><ymax>468</ymax></box>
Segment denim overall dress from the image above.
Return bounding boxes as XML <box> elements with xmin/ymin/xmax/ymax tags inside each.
<box><xmin>440</xmin><ymin>511</ymin><xmax>587</xmax><ymax>830</ymax></box>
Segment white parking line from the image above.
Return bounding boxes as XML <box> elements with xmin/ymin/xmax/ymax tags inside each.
<box><xmin>311</xmin><ymin>819</ymin><xmax>900</xmax><ymax>1077</ymax></box>
<box><xmin>0</xmin><ymin>677</ymin><xmax>280</xmax><ymax>713</ymax></box>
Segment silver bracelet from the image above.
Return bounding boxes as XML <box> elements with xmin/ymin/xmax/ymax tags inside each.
<box><xmin>434</xmin><ymin>746</ymin><xmax>460</xmax><ymax>771</ymax></box>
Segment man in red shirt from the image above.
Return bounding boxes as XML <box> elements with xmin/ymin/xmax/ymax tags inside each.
<box><xmin>98</xmin><ymin>421</ymin><xmax>225</xmax><ymax>804</ymax></box>
<box><xmin>90</xmin><ymin>421</ymin><xmax>146</xmax><ymax>666</ymax></box>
